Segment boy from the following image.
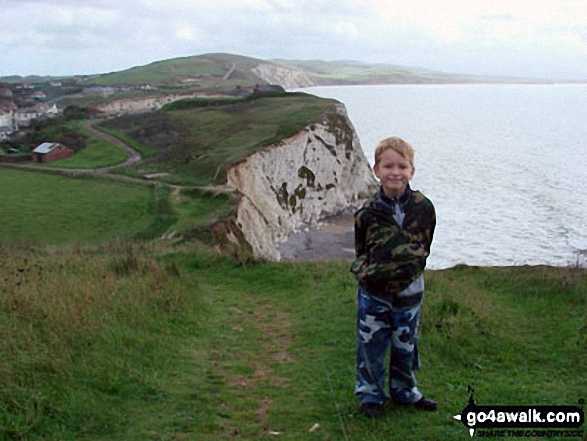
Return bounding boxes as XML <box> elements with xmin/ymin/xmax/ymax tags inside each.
<box><xmin>350</xmin><ymin>137</ymin><xmax>436</xmax><ymax>417</ymax></box>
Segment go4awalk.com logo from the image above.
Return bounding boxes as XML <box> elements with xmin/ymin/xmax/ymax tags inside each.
<box><xmin>453</xmin><ymin>387</ymin><xmax>585</xmax><ymax>438</ymax></box>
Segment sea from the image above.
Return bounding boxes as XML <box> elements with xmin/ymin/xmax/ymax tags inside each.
<box><xmin>295</xmin><ymin>84</ymin><xmax>587</xmax><ymax>269</ymax></box>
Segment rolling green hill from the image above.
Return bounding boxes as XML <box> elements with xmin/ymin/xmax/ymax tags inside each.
<box><xmin>85</xmin><ymin>53</ymin><xmax>271</xmax><ymax>91</ymax></box>
<box><xmin>85</xmin><ymin>54</ymin><xmax>533</xmax><ymax>89</ymax></box>
<box><xmin>270</xmin><ymin>58</ymin><xmax>527</xmax><ymax>85</ymax></box>
<box><xmin>2</xmin><ymin>53</ymin><xmax>540</xmax><ymax>93</ymax></box>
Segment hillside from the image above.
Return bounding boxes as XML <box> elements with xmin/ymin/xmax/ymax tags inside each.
<box><xmin>98</xmin><ymin>92</ymin><xmax>339</xmax><ymax>187</ymax></box>
<box><xmin>1</xmin><ymin>53</ymin><xmax>541</xmax><ymax>94</ymax></box>
<box><xmin>2</xmin><ymin>242</ymin><xmax>585</xmax><ymax>440</ymax></box>
<box><xmin>270</xmin><ymin>59</ymin><xmax>535</xmax><ymax>85</ymax></box>
<box><xmin>85</xmin><ymin>54</ymin><xmax>540</xmax><ymax>89</ymax></box>
<box><xmin>86</xmin><ymin>53</ymin><xmax>272</xmax><ymax>91</ymax></box>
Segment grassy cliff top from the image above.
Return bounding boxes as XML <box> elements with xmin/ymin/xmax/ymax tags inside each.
<box><xmin>99</xmin><ymin>92</ymin><xmax>340</xmax><ymax>186</ymax></box>
<box><xmin>2</xmin><ymin>242</ymin><xmax>585</xmax><ymax>440</ymax></box>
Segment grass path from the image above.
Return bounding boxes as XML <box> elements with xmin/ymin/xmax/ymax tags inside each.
<box><xmin>156</xmin><ymin>261</ymin><xmax>586</xmax><ymax>441</ymax></box>
<box><xmin>184</xmin><ymin>262</ymin><xmax>324</xmax><ymax>440</ymax></box>
<box><xmin>2</xmin><ymin>249</ymin><xmax>585</xmax><ymax>440</ymax></box>
<box><xmin>183</xmin><ymin>262</ymin><xmax>586</xmax><ymax>441</ymax></box>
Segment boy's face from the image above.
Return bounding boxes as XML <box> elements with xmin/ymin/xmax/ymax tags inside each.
<box><xmin>373</xmin><ymin>149</ymin><xmax>415</xmax><ymax>197</ymax></box>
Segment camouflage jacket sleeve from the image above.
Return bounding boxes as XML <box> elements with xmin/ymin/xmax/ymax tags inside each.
<box><xmin>350</xmin><ymin>191</ymin><xmax>435</xmax><ymax>295</ymax></box>
<box><xmin>354</xmin><ymin>207</ymin><xmax>368</xmax><ymax>257</ymax></box>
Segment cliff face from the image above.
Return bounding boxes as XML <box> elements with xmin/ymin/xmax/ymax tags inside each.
<box><xmin>225</xmin><ymin>103</ymin><xmax>376</xmax><ymax>261</ymax></box>
<box><xmin>252</xmin><ymin>63</ymin><xmax>317</xmax><ymax>90</ymax></box>
<box><xmin>95</xmin><ymin>93</ymin><xmax>202</xmax><ymax>115</ymax></box>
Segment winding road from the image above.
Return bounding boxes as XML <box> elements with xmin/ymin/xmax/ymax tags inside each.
<box><xmin>82</xmin><ymin>121</ymin><xmax>141</xmax><ymax>170</ymax></box>
<box><xmin>0</xmin><ymin>121</ymin><xmax>143</xmax><ymax>179</ymax></box>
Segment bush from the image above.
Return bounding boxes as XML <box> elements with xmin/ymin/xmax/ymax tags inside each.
<box><xmin>22</xmin><ymin>118</ymin><xmax>88</xmax><ymax>152</ymax></box>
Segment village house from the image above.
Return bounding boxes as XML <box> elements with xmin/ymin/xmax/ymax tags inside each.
<box><xmin>0</xmin><ymin>109</ymin><xmax>15</xmax><ymax>140</ymax></box>
<box><xmin>0</xmin><ymin>84</ymin><xmax>61</xmax><ymax>137</ymax></box>
<box><xmin>30</xmin><ymin>90</ymin><xmax>47</xmax><ymax>100</ymax></box>
<box><xmin>0</xmin><ymin>108</ymin><xmax>14</xmax><ymax>131</ymax></box>
<box><xmin>14</xmin><ymin>103</ymin><xmax>59</xmax><ymax>128</ymax></box>
<box><xmin>14</xmin><ymin>108</ymin><xmax>40</xmax><ymax>128</ymax></box>
<box><xmin>15</xmin><ymin>83</ymin><xmax>34</xmax><ymax>90</ymax></box>
<box><xmin>253</xmin><ymin>84</ymin><xmax>286</xmax><ymax>93</ymax></box>
<box><xmin>0</xmin><ymin>87</ymin><xmax>17</xmax><ymax>138</ymax></box>
<box><xmin>31</xmin><ymin>142</ymin><xmax>74</xmax><ymax>163</ymax></box>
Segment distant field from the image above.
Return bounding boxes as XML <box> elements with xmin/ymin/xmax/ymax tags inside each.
<box><xmin>95</xmin><ymin>124</ymin><xmax>157</xmax><ymax>159</ymax></box>
<box><xmin>42</xmin><ymin>122</ymin><xmax>128</xmax><ymax>169</ymax></box>
<box><xmin>275</xmin><ymin>60</ymin><xmax>427</xmax><ymax>83</ymax></box>
<box><xmin>0</xmin><ymin>168</ymin><xmax>155</xmax><ymax>245</ymax></box>
<box><xmin>85</xmin><ymin>53</ymin><xmax>266</xmax><ymax>93</ymax></box>
<box><xmin>88</xmin><ymin>56</ymin><xmax>225</xmax><ymax>86</ymax></box>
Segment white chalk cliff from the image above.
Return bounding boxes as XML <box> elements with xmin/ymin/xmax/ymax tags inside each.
<box><xmin>225</xmin><ymin>103</ymin><xmax>376</xmax><ymax>261</ymax></box>
<box><xmin>95</xmin><ymin>93</ymin><xmax>202</xmax><ymax>115</ymax></box>
<box><xmin>252</xmin><ymin>63</ymin><xmax>317</xmax><ymax>90</ymax></box>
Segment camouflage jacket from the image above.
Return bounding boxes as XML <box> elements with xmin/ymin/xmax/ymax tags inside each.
<box><xmin>350</xmin><ymin>187</ymin><xmax>436</xmax><ymax>297</ymax></box>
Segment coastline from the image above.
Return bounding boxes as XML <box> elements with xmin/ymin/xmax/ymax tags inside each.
<box><xmin>278</xmin><ymin>211</ymin><xmax>355</xmax><ymax>261</ymax></box>
<box><xmin>278</xmin><ymin>210</ymin><xmax>587</xmax><ymax>269</ymax></box>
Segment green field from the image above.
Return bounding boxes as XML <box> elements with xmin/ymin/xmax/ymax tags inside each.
<box><xmin>0</xmin><ymin>168</ymin><xmax>156</xmax><ymax>245</ymax></box>
<box><xmin>88</xmin><ymin>56</ymin><xmax>225</xmax><ymax>86</ymax></box>
<box><xmin>42</xmin><ymin>123</ymin><xmax>128</xmax><ymax>169</ymax></box>
<box><xmin>1</xmin><ymin>160</ymin><xmax>585</xmax><ymax>440</ymax></box>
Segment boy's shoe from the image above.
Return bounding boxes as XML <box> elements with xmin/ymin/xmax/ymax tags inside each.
<box><xmin>393</xmin><ymin>396</ymin><xmax>437</xmax><ymax>411</ymax></box>
<box><xmin>360</xmin><ymin>402</ymin><xmax>384</xmax><ymax>418</ymax></box>
<box><xmin>414</xmin><ymin>396</ymin><xmax>437</xmax><ymax>411</ymax></box>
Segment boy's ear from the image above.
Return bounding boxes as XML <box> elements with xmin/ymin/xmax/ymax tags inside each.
<box><xmin>373</xmin><ymin>163</ymin><xmax>380</xmax><ymax>179</ymax></box>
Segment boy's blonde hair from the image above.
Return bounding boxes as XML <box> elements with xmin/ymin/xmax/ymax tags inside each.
<box><xmin>374</xmin><ymin>137</ymin><xmax>415</xmax><ymax>166</ymax></box>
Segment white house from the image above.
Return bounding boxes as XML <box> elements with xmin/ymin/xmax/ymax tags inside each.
<box><xmin>14</xmin><ymin>108</ymin><xmax>40</xmax><ymax>127</ymax></box>
<box><xmin>0</xmin><ymin>109</ymin><xmax>13</xmax><ymax>128</ymax></box>
<box><xmin>13</xmin><ymin>103</ymin><xmax>59</xmax><ymax>128</ymax></box>
<box><xmin>44</xmin><ymin>103</ymin><xmax>59</xmax><ymax>118</ymax></box>
<box><xmin>0</xmin><ymin>109</ymin><xmax>15</xmax><ymax>139</ymax></box>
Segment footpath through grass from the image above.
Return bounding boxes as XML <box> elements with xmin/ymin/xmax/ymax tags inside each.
<box><xmin>2</xmin><ymin>244</ymin><xmax>585</xmax><ymax>441</ymax></box>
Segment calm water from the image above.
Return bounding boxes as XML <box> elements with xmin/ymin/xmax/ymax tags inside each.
<box><xmin>298</xmin><ymin>84</ymin><xmax>587</xmax><ymax>269</ymax></box>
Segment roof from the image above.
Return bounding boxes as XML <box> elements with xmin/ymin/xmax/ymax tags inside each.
<box><xmin>33</xmin><ymin>142</ymin><xmax>58</xmax><ymax>154</ymax></box>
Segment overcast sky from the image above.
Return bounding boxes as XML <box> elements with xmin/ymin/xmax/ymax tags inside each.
<box><xmin>2</xmin><ymin>0</ymin><xmax>586</xmax><ymax>80</ymax></box>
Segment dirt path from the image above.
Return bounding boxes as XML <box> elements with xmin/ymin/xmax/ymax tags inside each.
<box><xmin>82</xmin><ymin>121</ymin><xmax>141</xmax><ymax>169</ymax></box>
<box><xmin>222</xmin><ymin>62</ymin><xmax>237</xmax><ymax>80</ymax></box>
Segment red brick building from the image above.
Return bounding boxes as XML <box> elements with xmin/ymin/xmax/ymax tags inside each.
<box><xmin>32</xmin><ymin>142</ymin><xmax>74</xmax><ymax>163</ymax></box>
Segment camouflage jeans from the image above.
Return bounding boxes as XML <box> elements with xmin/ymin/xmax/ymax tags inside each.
<box><xmin>355</xmin><ymin>286</ymin><xmax>423</xmax><ymax>405</ymax></box>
